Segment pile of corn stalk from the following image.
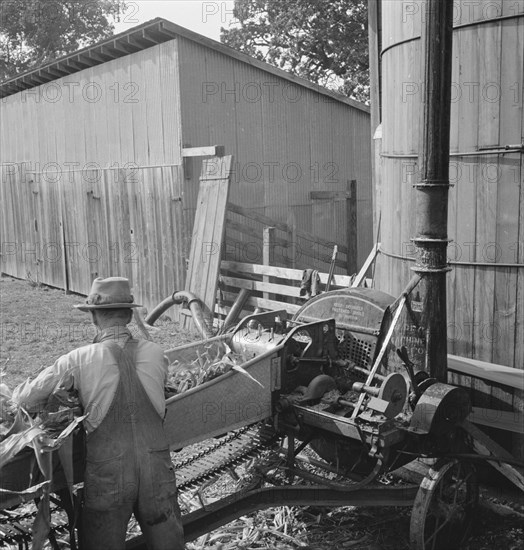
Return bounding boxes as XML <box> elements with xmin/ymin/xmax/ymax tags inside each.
<box><xmin>0</xmin><ymin>370</ymin><xmax>85</xmax><ymax>550</ymax></box>
<box><xmin>167</xmin><ymin>341</ymin><xmax>252</xmax><ymax>394</ymax></box>
<box><xmin>186</xmin><ymin>506</ymin><xmax>309</xmax><ymax>550</ymax></box>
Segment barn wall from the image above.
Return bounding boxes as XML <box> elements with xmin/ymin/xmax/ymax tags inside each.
<box><xmin>0</xmin><ymin>41</ymin><xmax>185</xmax><ymax>311</ymax></box>
<box><xmin>176</xmin><ymin>37</ymin><xmax>373</xmax><ymax>271</ymax></box>
<box><xmin>0</xmin><ymin>31</ymin><xmax>373</xmax><ymax>307</ymax></box>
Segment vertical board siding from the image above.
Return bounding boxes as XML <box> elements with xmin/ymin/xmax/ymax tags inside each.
<box><xmin>159</xmin><ymin>41</ymin><xmax>183</xmax><ymax>166</ymax></box>
<box><xmin>0</xmin><ymin>40</ymin><xmax>185</xmax><ymax>313</ymax></box>
<box><xmin>0</xmin><ymin>164</ymin><xmax>37</xmax><ymax>280</ymax></box>
<box><xmin>1</xmin><ymin>33</ymin><xmax>371</xmax><ymax>309</ymax></box>
<box><xmin>177</xmin><ymin>37</ymin><xmax>372</xmax><ymax>270</ymax></box>
<box><xmin>0</xmin><ymin>42</ymin><xmax>182</xmax><ymax>169</ymax></box>
<box><xmin>376</xmin><ymin>1</ymin><xmax>523</xmax><ymax>373</ymax></box>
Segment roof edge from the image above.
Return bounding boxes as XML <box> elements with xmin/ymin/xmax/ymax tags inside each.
<box><xmin>158</xmin><ymin>20</ymin><xmax>370</xmax><ymax>113</ymax></box>
<box><xmin>0</xmin><ymin>17</ymin><xmax>370</xmax><ymax>113</ymax></box>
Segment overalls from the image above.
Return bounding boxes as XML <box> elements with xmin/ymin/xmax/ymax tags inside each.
<box><xmin>81</xmin><ymin>339</ymin><xmax>184</xmax><ymax>550</ymax></box>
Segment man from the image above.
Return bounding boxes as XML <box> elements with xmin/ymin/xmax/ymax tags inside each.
<box><xmin>13</xmin><ymin>277</ymin><xmax>184</xmax><ymax>550</ymax></box>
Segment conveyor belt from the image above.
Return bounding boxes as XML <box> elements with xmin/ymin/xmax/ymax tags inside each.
<box><xmin>0</xmin><ymin>423</ymin><xmax>272</xmax><ymax>548</ymax></box>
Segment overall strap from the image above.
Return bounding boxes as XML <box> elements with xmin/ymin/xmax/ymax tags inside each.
<box><xmin>101</xmin><ymin>339</ymin><xmax>161</xmax><ymax>421</ymax></box>
<box><xmin>102</xmin><ymin>339</ymin><xmax>140</xmax><ymax>407</ymax></box>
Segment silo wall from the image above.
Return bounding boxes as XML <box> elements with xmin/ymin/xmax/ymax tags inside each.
<box><xmin>375</xmin><ymin>0</ymin><xmax>523</xmax><ymax>370</ymax></box>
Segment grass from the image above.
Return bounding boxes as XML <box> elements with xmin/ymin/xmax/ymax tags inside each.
<box><xmin>0</xmin><ymin>274</ymin><xmax>193</xmax><ymax>387</ymax></box>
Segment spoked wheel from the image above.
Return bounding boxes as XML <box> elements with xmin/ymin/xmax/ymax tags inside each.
<box><xmin>410</xmin><ymin>459</ymin><xmax>479</xmax><ymax>550</ymax></box>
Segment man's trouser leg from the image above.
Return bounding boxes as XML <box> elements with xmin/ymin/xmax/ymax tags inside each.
<box><xmin>81</xmin><ymin>505</ymin><xmax>133</xmax><ymax>550</ymax></box>
<box><xmin>134</xmin><ymin>448</ymin><xmax>185</xmax><ymax>550</ymax></box>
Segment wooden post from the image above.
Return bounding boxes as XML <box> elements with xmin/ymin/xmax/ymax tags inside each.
<box><xmin>286</xmin><ymin>211</ymin><xmax>297</xmax><ymax>270</ymax></box>
<box><xmin>346</xmin><ymin>179</ymin><xmax>357</xmax><ymax>275</ymax></box>
<box><xmin>413</xmin><ymin>0</ymin><xmax>454</xmax><ymax>383</ymax></box>
<box><xmin>263</xmin><ymin>226</ymin><xmax>275</xmax><ymax>301</ymax></box>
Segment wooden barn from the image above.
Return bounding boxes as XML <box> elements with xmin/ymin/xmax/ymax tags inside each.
<box><xmin>0</xmin><ymin>18</ymin><xmax>372</xmax><ymax>311</ymax></box>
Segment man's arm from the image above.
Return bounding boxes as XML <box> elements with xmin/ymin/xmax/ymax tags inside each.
<box><xmin>12</xmin><ymin>355</ymin><xmax>73</xmax><ymax>414</ymax></box>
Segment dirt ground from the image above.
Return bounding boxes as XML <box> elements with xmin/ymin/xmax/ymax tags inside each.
<box><xmin>1</xmin><ymin>274</ymin><xmax>523</xmax><ymax>549</ymax></box>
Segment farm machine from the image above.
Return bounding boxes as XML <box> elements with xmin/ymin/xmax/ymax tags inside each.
<box><xmin>1</xmin><ymin>2</ymin><xmax>521</xmax><ymax>548</ymax></box>
<box><xmin>1</xmin><ymin>285</ymin><xmax>484</xmax><ymax>550</ymax></box>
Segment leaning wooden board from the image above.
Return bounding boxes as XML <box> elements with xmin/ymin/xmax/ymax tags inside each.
<box><xmin>183</xmin><ymin>156</ymin><xmax>234</xmax><ymax>332</ymax></box>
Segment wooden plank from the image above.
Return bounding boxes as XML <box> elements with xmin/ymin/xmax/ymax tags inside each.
<box><xmin>473</xmin><ymin>17</ymin><xmax>501</xmax><ymax>361</ymax></box>
<box><xmin>214</xmin><ymin>303</ymin><xmax>252</xmax><ymax>321</ymax></box>
<box><xmin>221</xmin><ymin>260</ymin><xmax>354</xmax><ymax>287</ymax></box>
<box><xmin>461</xmin><ymin>420</ymin><xmax>524</xmax><ymax>492</ymax></box>
<box><xmin>143</xmin><ymin>46</ymin><xmax>165</xmax><ymax>166</ymax></box>
<box><xmin>158</xmin><ymin>40</ymin><xmax>183</xmax><ymax>166</ymax></box>
<box><xmin>226</xmin><ymin>218</ymin><xmax>287</xmax><ymax>247</ymax></box>
<box><xmin>114</xmin><ymin>61</ymin><xmax>134</xmax><ymax>167</ymax></box>
<box><xmin>222</xmin><ymin>260</ymin><xmax>303</xmax><ymax>281</ymax></box>
<box><xmin>352</xmin><ymin>243</ymin><xmax>380</xmax><ymax>287</ymax></box>
<box><xmin>468</xmin><ymin>407</ymin><xmax>524</xmax><ymax>434</ymax></box>
<box><xmin>223</xmin><ymin>235</ymin><xmax>293</xmax><ymax>268</ymax></box>
<box><xmin>228</xmin><ymin>203</ymin><xmax>349</xmax><ymax>256</ymax></box>
<box><xmin>492</xmin><ymin>158</ymin><xmax>520</xmax><ymax>368</ymax></box>
<box><xmin>220</xmin><ymin>275</ymin><xmax>303</xmax><ymax>298</ymax></box>
<box><xmin>454</xmin><ymin>22</ymin><xmax>480</xmax><ymax>358</ymax></box>
<box><xmin>447</xmin><ymin>354</ymin><xmax>524</xmax><ymax>390</ymax></box>
<box><xmin>184</xmin><ymin>156</ymin><xmax>233</xmax><ymax>331</ymax></box>
<box><xmin>218</xmin><ymin>291</ymin><xmax>301</xmax><ymax>315</ymax></box>
<box><xmin>130</xmin><ymin>49</ymin><xmax>149</xmax><ymax>167</ymax></box>
<box><xmin>495</xmin><ymin>17</ymin><xmax>523</xmax><ymax>369</ymax></box>
<box><xmin>310</xmin><ymin>191</ymin><xmax>350</xmax><ymax>201</ymax></box>
<box><xmin>182</xmin><ymin>146</ymin><xmax>225</xmax><ymax>158</ymax></box>
<box><xmin>308</xmin><ymin>91</ymin><xmax>332</xmax><ymax>253</ymax></box>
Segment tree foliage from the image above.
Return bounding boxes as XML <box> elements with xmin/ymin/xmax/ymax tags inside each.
<box><xmin>221</xmin><ymin>0</ymin><xmax>369</xmax><ymax>103</ymax></box>
<box><xmin>0</xmin><ymin>0</ymin><xmax>125</xmax><ymax>80</ymax></box>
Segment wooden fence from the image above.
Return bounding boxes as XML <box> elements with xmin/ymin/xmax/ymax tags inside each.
<box><xmin>224</xmin><ymin>201</ymin><xmax>356</xmax><ymax>274</ymax></box>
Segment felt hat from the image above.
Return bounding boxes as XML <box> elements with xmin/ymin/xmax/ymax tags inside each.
<box><xmin>74</xmin><ymin>277</ymin><xmax>141</xmax><ymax>312</ymax></box>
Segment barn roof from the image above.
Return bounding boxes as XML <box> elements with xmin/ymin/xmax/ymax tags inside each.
<box><xmin>0</xmin><ymin>18</ymin><xmax>370</xmax><ymax>113</ymax></box>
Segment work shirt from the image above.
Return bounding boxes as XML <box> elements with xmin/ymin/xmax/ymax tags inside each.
<box><xmin>13</xmin><ymin>326</ymin><xmax>169</xmax><ymax>433</ymax></box>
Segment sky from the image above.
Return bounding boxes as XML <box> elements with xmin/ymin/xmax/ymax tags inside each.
<box><xmin>113</xmin><ymin>0</ymin><xmax>237</xmax><ymax>41</ymax></box>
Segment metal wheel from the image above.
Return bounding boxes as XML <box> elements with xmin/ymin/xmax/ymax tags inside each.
<box><xmin>410</xmin><ymin>460</ymin><xmax>479</xmax><ymax>550</ymax></box>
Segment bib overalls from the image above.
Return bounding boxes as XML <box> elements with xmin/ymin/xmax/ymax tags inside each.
<box><xmin>81</xmin><ymin>339</ymin><xmax>183</xmax><ymax>550</ymax></box>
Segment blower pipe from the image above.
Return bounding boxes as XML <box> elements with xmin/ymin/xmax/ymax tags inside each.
<box><xmin>145</xmin><ymin>291</ymin><xmax>214</xmax><ymax>339</ymax></box>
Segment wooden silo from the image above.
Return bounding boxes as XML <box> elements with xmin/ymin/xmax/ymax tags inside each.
<box><xmin>372</xmin><ymin>0</ymin><xmax>523</xmax><ymax>367</ymax></box>
<box><xmin>369</xmin><ymin>0</ymin><xmax>523</xmax><ymax>453</ymax></box>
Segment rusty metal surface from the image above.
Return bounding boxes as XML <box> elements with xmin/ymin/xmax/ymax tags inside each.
<box><xmin>125</xmin><ymin>484</ymin><xmax>418</xmax><ymax>548</ymax></box>
<box><xmin>410</xmin><ymin>459</ymin><xmax>479</xmax><ymax>550</ymax></box>
<box><xmin>164</xmin><ymin>347</ymin><xmax>278</xmax><ymax>450</ymax></box>
<box><xmin>409</xmin><ymin>382</ymin><xmax>471</xmax><ymax>435</ymax></box>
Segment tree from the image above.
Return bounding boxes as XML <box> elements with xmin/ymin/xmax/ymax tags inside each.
<box><xmin>221</xmin><ymin>0</ymin><xmax>369</xmax><ymax>103</ymax></box>
<box><xmin>0</xmin><ymin>0</ymin><xmax>125</xmax><ymax>81</ymax></box>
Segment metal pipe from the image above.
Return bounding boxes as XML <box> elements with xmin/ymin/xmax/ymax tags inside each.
<box><xmin>218</xmin><ymin>288</ymin><xmax>251</xmax><ymax>335</ymax></box>
<box><xmin>412</xmin><ymin>0</ymin><xmax>454</xmax><ymax>383</ymax></box>
<box><xmin>378</xmin><ymin>246</ymin><xmax>524</xmax><ymax>268</ymax></box>
<box><xmin>145</xmin><ymin>291</ymin><xmax>214</xmax><ymax>339</ymax></box>
<box><xmin>145</xmin><ymin>293</ymin><xmax>185</xmax><ymax>325</ymax></box>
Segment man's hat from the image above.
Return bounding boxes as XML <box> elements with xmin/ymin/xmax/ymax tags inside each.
<box><xmin>74</xmin><ymin>277</ymin><xmax>141</xmax><ymax>312</ymax></box>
